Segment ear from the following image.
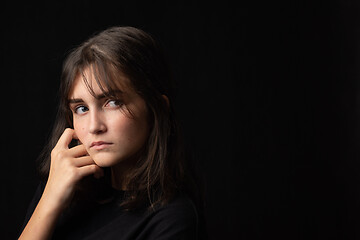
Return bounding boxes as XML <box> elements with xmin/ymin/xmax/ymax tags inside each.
<box><xmin>162</xmin><ymin>94</ymin><xmax>170</xmax><ymax>108</ymax></box>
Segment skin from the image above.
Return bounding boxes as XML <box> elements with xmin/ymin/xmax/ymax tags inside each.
<box><xmin>19</xmin><ymin>68</ymin><xmax>150</xmax><ymax>240</ymax></box>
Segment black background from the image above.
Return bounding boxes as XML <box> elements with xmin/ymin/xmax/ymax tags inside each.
<box><xmin>2</xmin><ymin>1</ymin><xmax>360</xmax><ymax>239</ymax></box>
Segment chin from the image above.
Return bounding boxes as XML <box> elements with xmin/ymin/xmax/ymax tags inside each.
<box><xmin>91</xmin><ymin>152</ymin><xmax>121</xmax><ymax>167</ymax></box>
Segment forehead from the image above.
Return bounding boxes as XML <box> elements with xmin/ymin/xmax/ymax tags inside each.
<box><xmin>68</xmin><ymin>66</ymin><xmax>132</xmax><ymax>98</ymax></box>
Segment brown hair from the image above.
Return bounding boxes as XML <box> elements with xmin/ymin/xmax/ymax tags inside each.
<box><xmin>37</xmin><ymin>26</ymin><xmax>197</xmax><ymax>210</ymax></box>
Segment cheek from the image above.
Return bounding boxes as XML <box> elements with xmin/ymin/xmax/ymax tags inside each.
<box><xmin>111</xmin><ymin>114</ymin><xmax>149</xmax><ymax>148</ymax></box>
<box><xmin>112</xmin><ymin>117</ymin><xmax>144</xmax><ymax>139</ymax></box>
<box><xmin>73</xmin><ymin>118</ymin><xmax>86</xmax><ymax>142</ymax></box>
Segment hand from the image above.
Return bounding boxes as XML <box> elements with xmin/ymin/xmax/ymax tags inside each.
<box><xmin>42</xmin><ymin>128</ymin><xmax>104</xmax><ymax>211</ymax></box>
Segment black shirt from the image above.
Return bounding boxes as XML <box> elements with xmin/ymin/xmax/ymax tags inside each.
<box><xmin>21</xmin><ymin>183</ymin><xmax>200</xmax><ymax>239</ymax></box>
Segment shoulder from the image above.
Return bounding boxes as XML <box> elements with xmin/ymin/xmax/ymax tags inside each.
<box><xmin>154</xmin><ymin>194</ymin><xmax>198</xmax><ymax>224</ymax></box>
<box><xmin>142</xmin><ymin>194</ymin><xmax>199</xmax><ymax>240</ymax></box>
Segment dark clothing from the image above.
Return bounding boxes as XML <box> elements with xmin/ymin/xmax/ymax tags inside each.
<box><xmin>21</xmin><ymin>183</ymin><xmax>200</xmax><ymax>239</ymax></box>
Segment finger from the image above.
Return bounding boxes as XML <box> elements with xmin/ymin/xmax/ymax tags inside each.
<box><xmin>68</xmin><ymin>144</ymin><xmax>89</xmax><ymax>158</ymax></box>
<box><xmin>78</xmin><ymin>164</ymin><xmax>104</xmax><ymax>179</ymax></box>
<box><xmin>55</xmin><ymin>128</ymin><xmax>76</xmax><ymax>149</ymax></box>
<box><xmin>72</xmin><ymin>156</ymin><xmax>95</xmax><ymax>167</ymax></box>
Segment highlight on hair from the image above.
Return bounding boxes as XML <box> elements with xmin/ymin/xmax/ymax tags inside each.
<box><xmin>37</xmin><ymin>26</ymin><xmax>200</xmax><ymax>210</ymax></box>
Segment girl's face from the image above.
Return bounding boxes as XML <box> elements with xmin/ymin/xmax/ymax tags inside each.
<box><xmin>68</xmin><ymin>68</ymin><xmax>150</xmax><ymax>168</ymax></box>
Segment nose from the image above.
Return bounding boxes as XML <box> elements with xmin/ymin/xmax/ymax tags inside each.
<box><xmin>89</xmin><ymin>110</ymin><xmax>107</xmax><ymax>134</ymax></box>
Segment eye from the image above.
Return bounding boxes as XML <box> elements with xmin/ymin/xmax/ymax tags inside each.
<box><xmin>74</xmin><ymin>105</ymin><xmax>89</xmax><ymax>115</ymax></box>
<box><xmin>105</xmin><ymin>100</ymin><xmax>123</xmax><ymax>108</ymax></box>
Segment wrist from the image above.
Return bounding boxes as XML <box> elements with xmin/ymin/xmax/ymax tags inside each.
<box><xmin>39</xmin><ymin>188</ymin><xmax>67</xmax><ymax>216</ymax></box>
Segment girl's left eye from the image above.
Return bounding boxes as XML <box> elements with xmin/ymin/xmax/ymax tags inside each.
<box><xmin>105</xmin><ymin>100</ymin><xmax>122</xmax><ymax>108</ymax></box>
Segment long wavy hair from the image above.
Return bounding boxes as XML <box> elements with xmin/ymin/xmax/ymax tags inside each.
<box><xmin>37</xmin><ymin>26</ymin><xmax>200</xmax><ymax>211</ymax></box>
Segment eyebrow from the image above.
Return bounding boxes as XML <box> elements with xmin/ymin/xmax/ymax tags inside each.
<box><xmin>68</xmin><ymin>90</ymin><xmax>123</xmax><ymax>104</ymax></box>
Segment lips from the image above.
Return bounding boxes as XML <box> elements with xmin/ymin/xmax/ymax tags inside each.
<box><xmin>90</xmin><ymin>141</ymin><xmax>113</xmax><ymax>150</ymax></box>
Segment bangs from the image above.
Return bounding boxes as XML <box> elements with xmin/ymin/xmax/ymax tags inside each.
<box><xmin>78</xmin><ymin>61</ymin><xmax>129</xmax><ymax>100</ymax></box>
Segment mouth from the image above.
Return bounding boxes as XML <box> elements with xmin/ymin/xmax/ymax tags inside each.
<box><xmin>90</xmin><ymin>141</ymin><xmax>113</xmax><ymax>150</ymax></box>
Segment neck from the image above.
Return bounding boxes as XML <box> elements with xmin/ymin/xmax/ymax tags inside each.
<box><xmin>110</xmin><ymin>149</ymin><xmax>145</xmax><ymax>191</ymax></box>
<box><xmin>110</xmin><ymin>160</ymin><xmax>135</xmax><ymax>191</ymax></box>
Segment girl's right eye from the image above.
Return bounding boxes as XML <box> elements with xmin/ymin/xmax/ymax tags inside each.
<box><xmin>74</xmin><ymin>105</ymin><xmax>89</xmax><ymax>115</ymax></box>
